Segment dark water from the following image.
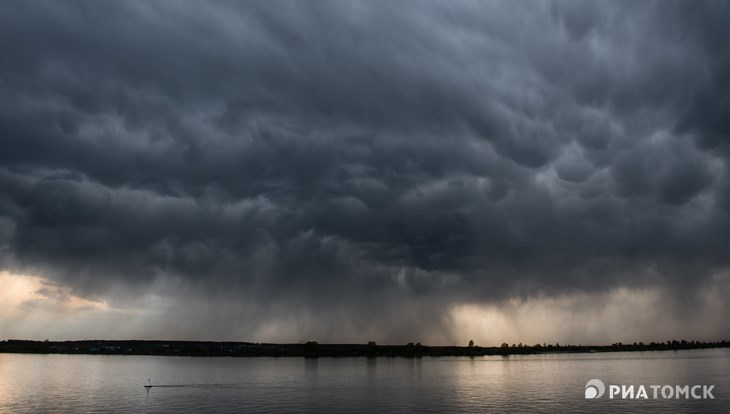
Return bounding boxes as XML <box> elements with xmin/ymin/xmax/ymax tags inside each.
<box><xmin>1</xmin><ymin>349</ymin><xmax>728</xmax><ymax>413</ymax></box>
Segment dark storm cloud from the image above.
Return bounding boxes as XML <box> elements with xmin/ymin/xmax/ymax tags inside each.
<box><xmin>1</xmin><ymin>0</ymin><xmax>729</xmax><ymax>341</ymax></box>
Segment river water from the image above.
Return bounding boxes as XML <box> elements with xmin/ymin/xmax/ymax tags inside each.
<box><xmin>1</xmin><ymin>348</ymin><xmax>728</xmax><ymax>413</ymax></box>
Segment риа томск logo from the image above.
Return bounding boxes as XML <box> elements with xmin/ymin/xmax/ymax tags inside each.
<box><xmin>585</xmin><ymin>379</ymin><xmax>715</xmax><ymax>400</ymax></box>
<box><xmin>585</xmin><ymin>379</ymin><xmax>605</xmax><ymax>399</ymax></box>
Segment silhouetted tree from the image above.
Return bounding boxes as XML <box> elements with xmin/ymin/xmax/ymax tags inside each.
<box><xmin>304</xmin><ymin>341</ymin><xmax>319</xmax><ymax>358</ymax></box>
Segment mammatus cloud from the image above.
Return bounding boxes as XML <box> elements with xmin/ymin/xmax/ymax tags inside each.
<box><xmin>1</xmin><ymin>1</ymin><xmax>729</xmax><ymax>343</ymax></box>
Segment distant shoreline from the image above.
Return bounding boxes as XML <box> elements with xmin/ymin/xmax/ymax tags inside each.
<box><xmin>1</xmin><ymin>339</ymin><xmax>728</xmax><ymax>358</ymax></box>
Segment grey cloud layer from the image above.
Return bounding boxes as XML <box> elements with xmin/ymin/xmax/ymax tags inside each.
<box><xmin>1</xmin><ymin>1</ymin><xmax>729</xmax><ymax>341</ymax></box>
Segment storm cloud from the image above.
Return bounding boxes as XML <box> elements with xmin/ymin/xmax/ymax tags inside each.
<box><xmin>1</xmin><ymin>0</ymin><xmax>729</xmax><ymax>343</ymax></box>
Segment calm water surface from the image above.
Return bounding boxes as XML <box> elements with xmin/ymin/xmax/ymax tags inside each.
<box><xmin>1</xmin><ymin>349</ymin><xmax>728</xmax><ymax>413</ymax></box>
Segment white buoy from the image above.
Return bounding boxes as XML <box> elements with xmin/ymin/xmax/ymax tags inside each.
<box><xmin>145</xmin><ymin>379</ymin><xmax>152</xmax><ymax>388</ymax></box>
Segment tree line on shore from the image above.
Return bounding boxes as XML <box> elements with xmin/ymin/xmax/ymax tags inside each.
<box><xmin>1</xmin><ymin>338</ymin><xmax>727</xmax><ymax>358</ymax></box>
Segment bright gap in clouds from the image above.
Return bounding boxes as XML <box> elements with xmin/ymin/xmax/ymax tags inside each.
<box><xmin>1</xmin><ymin>271</ymin><xmax>108</xmax><ymax>340</ymax></box>
<box><xmin>450</xmin><ymin>279</ymin><xmax>730</xmax><ymax>346</ymax></box>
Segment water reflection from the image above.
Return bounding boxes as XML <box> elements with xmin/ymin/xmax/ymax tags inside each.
<box><xmin>1</xmin><ymin>350</ymin><xmax>728</xmax><ymax>413</ymax></box>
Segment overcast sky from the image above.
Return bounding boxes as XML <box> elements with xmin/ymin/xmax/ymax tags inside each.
<box><xmin>1</xmin><ymin>0</ymin><xmax>729</xmax><ymax>345</ymax></box>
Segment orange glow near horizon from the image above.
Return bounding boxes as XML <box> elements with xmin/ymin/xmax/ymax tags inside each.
<box><xmin>450</xmin><ymin>288</ymin><xmax>671</xmax><ymax>347</ymax></box>
<box><xmin>0</xmin><ymin>271</ymin><xmax>108</xmax><ymax>339</ymax></box>
<box><xmin>0</xmin><ymin>271</ymin><xmax>106</xmax><ymax>312</ymax></box>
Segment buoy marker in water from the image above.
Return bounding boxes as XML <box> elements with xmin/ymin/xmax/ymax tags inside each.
<box><xmin>144</xmin><ymin>379</ymin><xmax>152</xmax><ymax>388</ymax></box>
